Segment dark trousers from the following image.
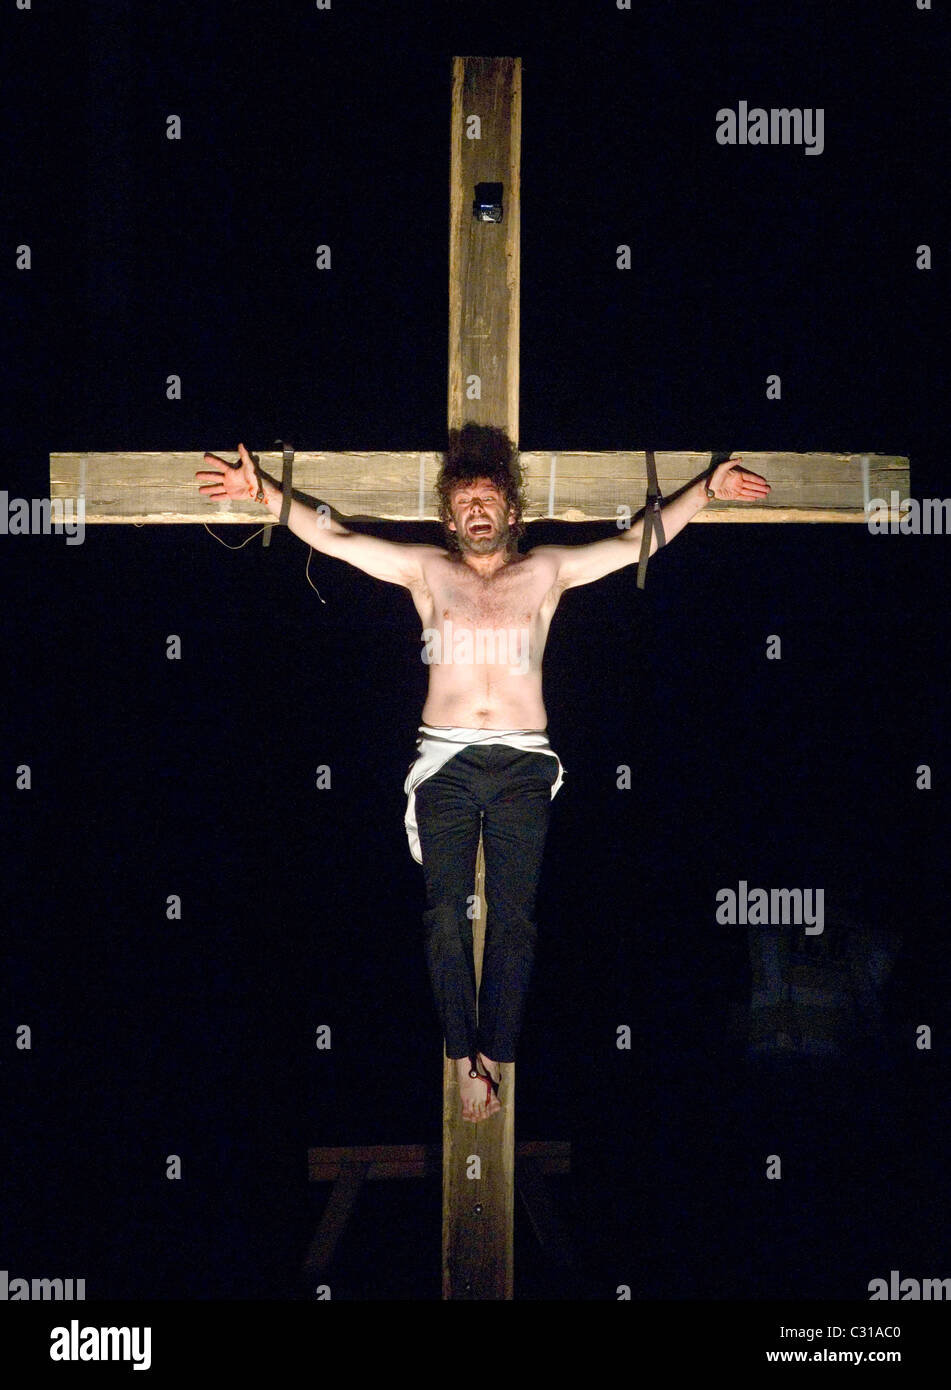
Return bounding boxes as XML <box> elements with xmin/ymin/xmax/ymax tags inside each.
<box><xmin>414</xmin><ymin>744</ymin><xmax>559</xmax><ymax>1063</ymax></box>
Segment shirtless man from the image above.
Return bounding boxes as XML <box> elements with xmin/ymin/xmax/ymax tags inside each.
<box><xmin>197</xmin><ymin>430</ymin><xmax>769</xmax><ymax>1119</ymax></box>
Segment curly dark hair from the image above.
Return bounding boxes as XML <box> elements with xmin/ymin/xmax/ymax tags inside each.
<box><xmin>434</xmin><ymin>423</ymin><xmax>528</xmax><ymax>552</ymax></box>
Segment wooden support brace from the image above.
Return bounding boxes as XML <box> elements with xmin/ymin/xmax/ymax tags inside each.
<box><xmin>302</xmin><ymin>1140</ymin><xmax>570</xmax><ymax>1280</ymax></box>
<box><xmin>516</xmin><ymin>1154</ymin><xmax>575</xmax><ymax>1271</ymax></box>
<box><xmin>303</xmin><ymin>1159</ymin><xmax>370</xmax><ymax>1278</ymax></box>
<box><xmin>306</xmin><ymin>1140</ymin><xmax>569</xmax><ymax>1184</ymax></box>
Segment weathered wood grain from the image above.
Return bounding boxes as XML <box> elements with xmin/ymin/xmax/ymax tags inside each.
<box><xmin>49</xmin><ymin>449</ymin><xmax>910</xmax><ymax>523</ymax></box>
<box><xmin>442</xmin><ymin>835</ymin><xmax>516</xmax><ymax>1300</ymax></box>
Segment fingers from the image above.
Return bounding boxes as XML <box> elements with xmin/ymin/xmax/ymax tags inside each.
<box><xmin>196</xmin><ymin>458</ymin><xmax>232</xmax><ymax>500</ymax></box>
<box><xmin>715</xmin><ymin>458</ymin><xmax>771</xmax><ymax>501</ymax></box>
<box><xmin>196</xmin><ymin>447</ymin><xmax>249</xmax><ymax>500</ymax></box>
<box><xmin>726</xmin><ymin>459</ymin><xmax>769</xmax><ymax>487</ymax></box>
<box><xmin>708</xmin><ymin>464</ymin><xmax>771</xmax><ymax>501</ymax></box>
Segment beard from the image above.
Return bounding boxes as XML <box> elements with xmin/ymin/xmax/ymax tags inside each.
<box><xmin>459</xmin><ymin>518</ymin><xmax>505</xmax><ymax>553</ymax></box>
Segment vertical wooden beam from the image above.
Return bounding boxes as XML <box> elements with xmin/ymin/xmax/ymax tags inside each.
<box><xmin>442</xmin><ymin>838</ymin><xmax>516</xmax><ymax>1299</ymax></box>
<box><xmin>442</xmin><ymin>53</ymin><xmax>522</xmax><ymax>1303</ymax></box>
<box><xmin>448</xmin><ymin>56</ymin><xmax>521</xmax><ymax>443</ymax></box>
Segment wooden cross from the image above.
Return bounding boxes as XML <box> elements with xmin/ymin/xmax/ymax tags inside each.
<box><xmin>48</xmin><ymin>55</ymin><xmax>911</xmax><ymax>1301</ymax></box>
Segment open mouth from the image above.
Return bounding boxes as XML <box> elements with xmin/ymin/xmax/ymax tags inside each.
<box><xmin>469</xmin><ymin>521</ymin><xmax>492</xmax><ymax>535</ymax></box>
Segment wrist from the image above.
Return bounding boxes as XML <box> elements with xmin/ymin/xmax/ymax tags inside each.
<box><xmin>251</xmin><ymin>470</ymin><xmax>281</xmax><ymax>510</ymax></box>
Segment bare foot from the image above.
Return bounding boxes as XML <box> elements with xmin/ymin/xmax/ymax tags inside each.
<box><xmin>456</xmin><ymin>1055</ymin><xmax>502</xmax><ymax>1122</ymax></box>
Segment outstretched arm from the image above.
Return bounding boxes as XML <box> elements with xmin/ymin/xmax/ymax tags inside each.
<box><xmin>535</xmin><ymin>457</ymin><xmax>769</xmax><ymax>592</ymax></box>
<box><xmin>196</xmin><ymin>443</ymin><xmax>443</xmax><ymax>589</ymax></box>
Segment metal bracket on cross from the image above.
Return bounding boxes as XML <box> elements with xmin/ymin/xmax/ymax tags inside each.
<box><xmin>636</xmin><ymin>448</ymin><xmax>666</xmax><ymax>590</ymax></box>
<box><xmin>473</xmin><ymin>181</ymin><xmax>504</xmax><ymax>222</ymax></box>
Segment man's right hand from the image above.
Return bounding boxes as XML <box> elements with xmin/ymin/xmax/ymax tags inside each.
<box><xmin>195</xmin><ymin>442</ymin><xmax>441</xmax><ymax>591</ymax></box>
<box><xmin>195</xmin><ymin>442</ymin><xmax>260</xmax><ymax>501</ymax></box>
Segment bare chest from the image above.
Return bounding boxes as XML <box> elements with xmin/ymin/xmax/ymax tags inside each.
<box><xmin>426</xmin><ymin>555</ymin><xmax>553</xmax><ymax>629</ymax></box>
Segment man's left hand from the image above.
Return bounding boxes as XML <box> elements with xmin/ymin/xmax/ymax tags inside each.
<box><xmin>707</xmin><ymin>456</ymin><xmax>771</xmax><ymax>502</ymax></box>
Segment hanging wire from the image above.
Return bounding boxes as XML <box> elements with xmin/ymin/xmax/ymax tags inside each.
<box><xmin>202</xmin><ymin>522</ymin><xmax>269</xmax><ymax>549</ymax></box>
<box><xmin>201</xmin><ymin>523</ymin><xmax>327</xmax><ymax>603</ymax></box>
<box><xmin>304</xmin><ymin>545</ymin><xmax>327</xmax><ymax>603</ymax></box>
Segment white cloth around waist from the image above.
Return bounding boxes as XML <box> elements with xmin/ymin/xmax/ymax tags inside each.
<box><xmin>403</xmin><ymin>723</ymin><xmax>565</xmax><ymax>865</ymax></box>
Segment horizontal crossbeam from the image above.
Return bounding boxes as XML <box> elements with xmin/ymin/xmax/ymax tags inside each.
<box><xmin>307</xmin><ymin>1141</ymin><xmax>571</xmax><ymax>1183</ymax></box>
<box><xmin>49</xmin><ymin>450</ymin><xmax>909</xmax><ymax>524</ymax></box>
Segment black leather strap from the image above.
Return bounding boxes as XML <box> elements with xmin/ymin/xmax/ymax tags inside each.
<box><xmin>278</xmin><ymin>440</ymin><xmax>294</xmax><ymax>526</ymax></box>
<box><xmin>263</xmin><ymin>440</ymin><xmax>294</xmax><ymax>547</ymax></box>
<box><xmin>636</xmin><ymin>448</ymin><xmax>665</xmax><ymax>590</ymax></box>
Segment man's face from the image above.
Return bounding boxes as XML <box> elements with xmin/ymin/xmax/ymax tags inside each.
<box><xmin>448</xmin><ymin>478</ymin><xmax>515</xmax><ymax>555</ymax></box>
